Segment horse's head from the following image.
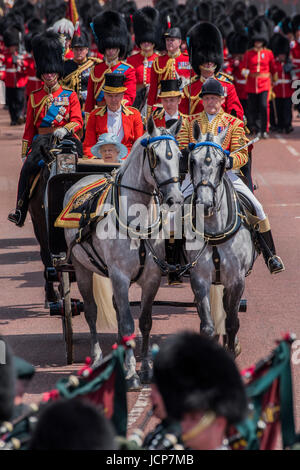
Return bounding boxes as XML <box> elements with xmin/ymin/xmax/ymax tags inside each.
<box><xmin>188</xmin><ymin>121</ymin><xmax>229</xmax><ymax>217</ymax></box>
<box><xmin>142</xmin><ymin>116</ymin><xmax>184</xmax><ymax>210</ymax></box>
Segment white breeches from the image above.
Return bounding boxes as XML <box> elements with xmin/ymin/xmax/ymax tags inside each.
<box><xmin>226</xmin><ymin>170</ymin><xmax>266</xmax><ymax>220</ymax></box>
<box><xmin>180</xmin><ymin>172</ymin><xmax>266</xmax><ymax>221</ymax></box>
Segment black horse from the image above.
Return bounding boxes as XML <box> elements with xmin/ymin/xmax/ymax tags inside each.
<box><xmin>27</xmin><ymin>134</ymin><xmax>82</xmax><ymax>306</ymax></box>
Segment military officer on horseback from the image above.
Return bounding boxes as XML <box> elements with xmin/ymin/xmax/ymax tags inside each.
<box><xmin>8</xmin><ymin>30</ymin><xmax>83</xmax><ymax>227</ymax></box>
<box><xmin>180</xmin><ymin>78</ymin><xmax>284</xmax><ymax>274</ymax></box>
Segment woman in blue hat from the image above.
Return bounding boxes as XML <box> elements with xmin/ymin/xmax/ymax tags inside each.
<box><xmin>90</xmin><ymin>133</ymin><xmax>128</xmax><ymax>163</ymax></box>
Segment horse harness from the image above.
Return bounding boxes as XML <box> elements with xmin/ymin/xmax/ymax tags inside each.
<box><xmin>63</xmin><ymin>134</ymin><xmax>182</xmax><ymax>283</ymax></box>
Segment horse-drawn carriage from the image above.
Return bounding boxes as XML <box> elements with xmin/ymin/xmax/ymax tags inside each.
<box><xmin>30</xmin><ymin>120</ymin><xmax>254</xmax><ymax>388</ymax></box>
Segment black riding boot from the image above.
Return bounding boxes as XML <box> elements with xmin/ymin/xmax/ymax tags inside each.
<box><xmin>8</xmin><ymin>160</ymin><xmax>32</xmax><ymax>227</ymax></box>
<box><xmin>258</xmin><ymin>229</ymin><xmax>285</xmax><ymax>274</ymax></box>
<box><xmin>165</xmin><ymin>238</ymin><xmax>183</xmax><ymax>285</ymax></box>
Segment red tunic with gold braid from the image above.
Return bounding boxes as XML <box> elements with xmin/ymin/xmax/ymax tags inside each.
<box><xmin>22</xmin><ymin>84</ymin><xmax>83</xmax><ymax>157</ymax></box>
<box><xmin>179</xmin><ymin>109</ymin><xmax>248</xmax><ymax>171</ymax></box>
<box><xmin>84</xmin><ymin>59</ymin><xmax>136</xmax><ymax>114</ymax></box>
<box><xmin>127</xmin><ymin>51</ymin><xmax>158</xmax><ymax>86</ymax></box>
<box><xmin>83</xmin><ymin>104</ymin><xmax>144</xmax><ymax>159</ymax></box>
<box><xmin>241</xmin><ymin>48</ymin><xmax>277</xmax><ymax>94</ymax></box>
<box><xmin>179</xmin><ymin>73</ymin><xmax>244</xmax><ymax>119</ymax></box>
<box><xmin>147</xmin><ymin>51</ymin><xmax>193</xmax><ymax>109</ymax></box>
<box><xmin>152</xmin><ymin>107</ymin><xmax>186</xmax><ymax>129</ymax></box>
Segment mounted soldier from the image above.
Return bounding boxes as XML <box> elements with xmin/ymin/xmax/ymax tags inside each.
<box><xmin>8</xmin><ymin>30</ymin><xmax>83</xmax><ymax>227</ymax></box>
<box><xmin>84</xmin><ymin>10</ymin><xmax>136</xmax><ymax>117</ymax></box>
<box><xmin>180</xmin><ymin>78</ymin><xmax>284</xmax><ymax>275</ymax></box>
<box><xmin>179</xmin><ymin>22</ymin><xmax>244</xmax><ymax>120</ymax></box>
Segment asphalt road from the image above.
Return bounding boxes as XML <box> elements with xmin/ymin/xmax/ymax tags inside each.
<box><xmin>1</xmin><ymin>105</ymin><xmax>300</xmax><ymax>442</ymax></box>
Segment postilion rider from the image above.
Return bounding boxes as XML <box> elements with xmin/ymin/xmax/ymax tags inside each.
<box><xmin>8</xmin><ymin>30</ymin><xmax>83</xmax><ymax>227</ymax></box>
<box><xmin>179</xmin><ymin>78</ymin><xmax>284</xmax><ymax>274</ymax></box>
<box><xmin>83</xmin><ymin>73</ymin><xmax>144</xmax><ymax>160</ymax></box>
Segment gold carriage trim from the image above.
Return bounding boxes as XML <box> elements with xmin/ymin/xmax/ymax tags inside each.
<box><xmin>55</xmin><ymin>177</ymin><xmax>112</xmax><ymax>228</ymax></box>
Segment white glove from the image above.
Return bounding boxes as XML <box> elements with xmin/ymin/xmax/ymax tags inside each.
<box><xmin>53</xmin><ymin>127</ymin><xmax>68</xmax><ymax>140</ymax></box>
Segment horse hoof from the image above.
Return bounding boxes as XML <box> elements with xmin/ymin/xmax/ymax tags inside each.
<box><xmin>234</xmin><ymin>340</ymin><xmax>242</xmax><ymax>357</ymax></box>
<box><xmin>127</xmin><ymin>373</ymin><xmax>142</xmax><ymax>391</ymax></box>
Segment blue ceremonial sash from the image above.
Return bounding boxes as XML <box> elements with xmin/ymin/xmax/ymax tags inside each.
<box><xmin>40</xmin><ymin>90</ymin><xmax>72</xmax><ymax>128</ymax></box>
<box><xmin>96</xmin><ymin>63</ymin><xmax>130</xmax><ymax>103</ymax></box>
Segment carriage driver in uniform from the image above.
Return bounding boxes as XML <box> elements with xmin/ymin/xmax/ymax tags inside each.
<box><xmin>180</xmin><ymin>78</ymin><xmax>284</xmax><ymax>274</ymax></box>
<box><xmin>8</xmin><ymin>30</ymin><xmax>83</xmax><ymax>227</ymax></box>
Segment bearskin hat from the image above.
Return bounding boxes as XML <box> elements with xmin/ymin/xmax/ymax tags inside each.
<box><xmin>292</xmin><ymin>14</ymin><xmax>300</xmax><ymax>35</ymax></box>
<box><xmin>132</xmin><ymin>7</ymin><xmax>162</xmax><ymax>48</ymax></box>
<box><xmin>0</xmin><ymin>337</ymin><xmax>15</xmax><ymax>422</ymax></box>
<box><xmin>32</xmin><ymin>30</ymin><xmax>64</xmax><ymax>79</ymax></box>
<box><xmin>281</xmin><ymin>17</ymin><xmax>293</xmax><ymax>36</ymax></box>
<box><xmin>270</xmin><ymin>33</ymin><xmax>290</xmax><ymax>58</ymax></box>
<box><xmin>248</xmin><ymin>17</ymin><xmax>270</xmax><ymax>46</ymax></box>
<box><xmin>45</xmin><ymin>0</ymin><xmax>67</xmax><ymax>27</ymax></box>
<box><xmin>227</xmin><ymin>32</ymin><xmax>248</xmax><ymax>55</ymax></box>
<box><xmin>195</xmin><ymin>1</ymin><xmax>213</xmax><ymax>22</ymax></box>
<box><xmin>152</xmin><ymin>331</ymin><xmax>248</xmax><ymax>425</ymax></box>
<box><xmin>187</xmin><ymin>22</ymin><xmax>223</xmax><ymax>75</ymax></box>
<box><xmin>92</xmin><ymin>10</ymin><xmax>128</xmax><ymax>58</ymax></box>
<box><xmin>216</xmin><ymin>15</ymin><xmax>235</xmax><ymax>40</ymax></box>
<box><xmin>119</xmin><ymin>0</ymin><xmax>137</xmax><ymax>32</ymax></box>
<box><xmin>27</xmin><ymin>17</ymin><xmax>44</xmax><ymax>34</ymax></box>
<box><xmin>3</xmin><ymin>28</ymin><xmax>21</xmax><ymax>47</ymax></box>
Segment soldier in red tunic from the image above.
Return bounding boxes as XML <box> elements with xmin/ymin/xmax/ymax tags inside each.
<box><xmin>270</xmin><ymin>34</ymin><xmax>294</xmax><ymax>134</ymax></box>
<box><xmin>226</xmin><ymin>32</ymin><xmax>249</xmax><ymax>120</ymax></box>
<box><xmin>147</xmin><ymin>26</ymin><xmax>192</xmax><ymax>118</ymax></box>
<box><xmin>8</xmin><ymin>31</ymin><xmax>83</xmax><ymax>227</ymax></box>
<box><xmin>85</xmin><ymin>10</ymin><xmax>136</xmax><ymax>116</ymax></box>
<box><xmin>179</xmin><ymin>22</ymin><xmax>244</xmax><ymax>120</ymax></box>
<box><xmin>127</xmin><ymin>6</ymin><xmax>161</xmax><ymax>113</ymax></box>
<box><xmin>290</xmin><ymin>15</ymin><xmax>300</xmax><ymax>116</ymax></box>
<box><xmin>241</xmin><ymin>19</ymin><xmax>277</xmax><ymax>138</ymax></box>
<box><xmin>2</xmin><ymin>28</ymin><xmax>27</xmax><ymax>125</ymax></box>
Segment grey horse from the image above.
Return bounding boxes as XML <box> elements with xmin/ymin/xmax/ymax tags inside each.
<box><xmin>63</xmin><ymin>117</ymin><xmax>183</xmax><ymax>389</ymax></box>
<box><xmin>184</xmin><ymin>122</ymin><xmax>257</xmax><ymax>355</ymax></box>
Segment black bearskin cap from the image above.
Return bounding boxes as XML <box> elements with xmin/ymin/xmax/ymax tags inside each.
<box><xmin>45</xmin><ymin>0</ymin><xmax>67</xmax><ymax>27</ymax></box>
<box><xmin>0</xmin><ymin>337</ymin><xmax>15</xmax><ymax>422</ymax></box>
<box><xmin>152</xmin><ymin>331</ymin><xmax>248</xmax><ymax>425</ymax></box>
<box><xmin>227</xmin><ymin>31</ymin><xmax>248</xmax><ymax>55</ymax></box>
<box><xmin>292</xmin><ymin>14</ymin><xmax>300</xmax><ymax>35</ymax></box>
<box><xmin>32</xmin><ymin>30</ymin><xmax>64</xmax><ymax>79</ymax></box>
<box><xmin>92</xmin><ymin>10</ymin><xmax>128</xmax><ymax>58</ymax></box>
<box><xmin>3</xmin><ymin>28</ymin><xmax>21</xmax><ymax>47</ymax></box>
<box><xmin>270</xmin><ymin>33</ymin><xmax>290</xmax><ymax>57</ymax></box>
<box><xmin>132</xmin><ymin>7</ymin><xmax>162</xmax><ymax>48</ymax></box>
<box><xmin>248</xmin><ymin>18</ymin><xmax>270</xmax><ymax>46</ymax></box>
<box><xmin>187</xmin><ymin>22</ymin><xmax>223</xmax><ymax>75</ymax></box>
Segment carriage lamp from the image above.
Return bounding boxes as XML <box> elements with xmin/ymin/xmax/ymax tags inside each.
<box><xmin>56</xmin><ymin>152</ymin><xmax>77</xmax><ymax>174</ymax></box>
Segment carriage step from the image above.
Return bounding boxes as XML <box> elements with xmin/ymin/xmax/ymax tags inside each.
<box><xmin>49</xmin><ymin>299</ymin><xmax>84</xmax><ymax>317</ymax></box>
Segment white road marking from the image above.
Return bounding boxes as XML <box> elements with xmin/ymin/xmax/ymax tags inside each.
<box><xmin>287</xmin><ymin>145</ymin><xmax>300</xmax><ymax>157</ymax></box>
<box><xmin>275</xmin><ymin>134</ymin><xmax>287</xmax><ymax>144</ymax></box>
<box><xmin>127</xmin><ymin>386</ymin><xmax>151</xmax><ymax>428</ymax></box>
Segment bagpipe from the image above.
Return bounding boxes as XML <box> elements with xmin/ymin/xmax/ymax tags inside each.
<box><xmin>0</xmin><ymin>336</ymin><xmax>134</xmax><ymax>450</ymax></box>
<box><xmin>1</xmin><ymin>333</ymin><xmax>300</xmax><ymax>450</ymax></box>
<box><xmin>226</xmin><ymin>333</ymin><xmax>300</xmax><ymax>450</ymax></box>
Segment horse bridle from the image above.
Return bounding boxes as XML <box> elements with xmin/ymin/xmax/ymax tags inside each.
<box><xmin>188</xmin><ymin>141</ymin><xmax>229</xmax><ymax>212</ymax></box>
<box><xmin>140</xmin><ymin>135</ymin><xmax>181</xmax><ymax>198</ymax></box>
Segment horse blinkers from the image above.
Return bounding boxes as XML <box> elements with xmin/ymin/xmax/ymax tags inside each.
<box><xmin>148</xmin><ymin>146</ymin><xmax>157</xmax><ymax>170</ymax></box>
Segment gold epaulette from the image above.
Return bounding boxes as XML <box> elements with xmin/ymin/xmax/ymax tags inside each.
<box><xmin>217</xmin><ymin>72</ymin><xmax>234</xmax><ymax>83</ymax></box>
<box><xmin>95</xmin><ymin>106</ymin><xmax>107</xmax><ymax>117</ymax></box>
<box><xmin>61</xmin><ymin>85</ymin><xmax>73</xmax><ymax>92</ymax></box>
<box><xmin>88</xmin><ymin>56</ymin><xmax>103</xmax><ymax>64</ymax></box>
<box><xmin>122</xmin><ymin>105</ymin><xmax>134</xmax><ymax>116</ymax></box>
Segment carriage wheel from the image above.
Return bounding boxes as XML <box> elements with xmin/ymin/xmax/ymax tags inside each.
<box><xmin>61</xmin><ymin>271</ymin><xmax>74</xmax><ymax>364</ymax></box>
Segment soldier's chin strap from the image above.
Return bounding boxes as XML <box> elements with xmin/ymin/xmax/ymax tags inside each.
<box><xmin>181</xmin><ymin>411</ymin><xmax>216</xmax><ymax>443</ymax></box>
